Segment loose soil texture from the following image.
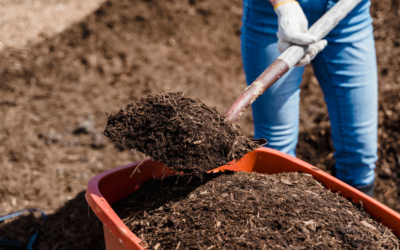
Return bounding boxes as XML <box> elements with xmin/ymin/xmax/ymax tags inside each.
<box><xmin>114</xmin><ymin>172</ymin><xmax>399</xmax><ymax>250</ymax></box>
<box><xmin>104</xmin><ymin>91</ymin><xmax>262</xmax><ymax>175</ymax></box>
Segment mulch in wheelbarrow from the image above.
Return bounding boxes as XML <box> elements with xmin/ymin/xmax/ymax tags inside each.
<box><xmin>113</xmin><ymin>171</ymin><xmax>399</xmax><ymax>250</ymax></box>
<box><xmin>104</xmin><ymin>91</ymin><xmax>263</xmax><ymax>176</ymax></box>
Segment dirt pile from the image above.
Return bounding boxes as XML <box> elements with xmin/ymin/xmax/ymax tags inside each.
<box><xmin>104</xmin><ymin>92</ymin><xmax>262</xmax><ymax>175</ymax></box>
<box><xmin>114</xmin><ymin>172</ymin><xmax>398</xmax><ymax>249</ymax></box>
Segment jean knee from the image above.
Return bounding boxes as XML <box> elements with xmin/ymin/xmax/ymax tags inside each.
<box><xmin>254</xmin><ymin>123</ymin><xmax>299</xmax><ymax>157</ymax></box>
<box><xmin>334</xmin><ymin>138</ymin><xmax>377</xmax><ymax>186</ymax></box>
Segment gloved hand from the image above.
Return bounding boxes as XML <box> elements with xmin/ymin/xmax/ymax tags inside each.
<box><xmin>274</xmin><ymin>1</ymin><xmax>327</xmax><ymax>66</ymax></box>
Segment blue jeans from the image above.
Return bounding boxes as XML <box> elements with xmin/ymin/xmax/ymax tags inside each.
<box><xmin>241</xmin><ymin>0</ymin><xmax>377</xmax><ymax>187</ymax></box>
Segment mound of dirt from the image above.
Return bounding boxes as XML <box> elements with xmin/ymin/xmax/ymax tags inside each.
<box><xmin>114</xmin><ymin>171</ymin><xmax>398</xmax><ymax>249</ymax></box>
<box><xmin>104</xmin><ymin>91</ymin><xmax>263</xmax><ymax>175</ymax></box>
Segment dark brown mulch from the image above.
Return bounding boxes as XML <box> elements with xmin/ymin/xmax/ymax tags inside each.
<box><xmin>104</xmin><ymin>91</ymin><xmax>262</xmax><ymax>176</ymax></box>
<box><xmin>113</xmin><ymin>172</ymin><xmax>398</xmax><ymax>250</ymax></box>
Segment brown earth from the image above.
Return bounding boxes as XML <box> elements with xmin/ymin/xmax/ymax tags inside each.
<box><xmin>114</xmin><ymin>172</ymin><xmax>398</xmax><ymax>249</ymax></box>
<box><xmin>0</xmin><ymin>0</ymin><xmax>399</xmax><ymax>248</ymax></box>
<box><xmin>0</xmin><ymin>0</ymin><xmax>105</xmax><ymax>51</ymax></box>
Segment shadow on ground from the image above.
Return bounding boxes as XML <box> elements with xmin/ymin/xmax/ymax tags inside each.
<box><xmin>0</xmin><ymin>192</ymin><xmax>105</xmax><ymax>250</ymax></box>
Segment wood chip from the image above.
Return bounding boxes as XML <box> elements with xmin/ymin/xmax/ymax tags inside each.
<box><xmin>303</xmin><ymin>220</ymin><xmax>317</xmax><ymax>231</ymax></box>
<box><xmin>280</xmin><ymin>178</ymin><xmax>292</xmax><ymax>185</ymax></box>
<box><xmin>305</xmin><ymin>190</ymin><xmax>319</xmax><ymax>196</ymax></box>
<box><xmin>346</xmin><ymin>210</ymin><xmax>353</xmax><ymax>215</ymax></box>
<box><xmin>361</xmin><ymin>221</ymin><xmax>377</xmax><ymax>230</ymax></box>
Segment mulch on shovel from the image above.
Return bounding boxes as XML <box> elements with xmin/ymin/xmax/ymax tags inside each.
<box><xmin>113</xmin><ymin>171</ymin><xmax>399</xmax><ymax>250</ymax></box>
<box><xmin>104</xmin><ymin>91</ymin><xmax>262</xmax><ymax>176</ymax></box>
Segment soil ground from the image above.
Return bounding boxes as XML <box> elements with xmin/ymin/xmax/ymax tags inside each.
<box><xmin>0</xmin><ymin>0</ymin><xmax>399</xmax><ymax>249</ymax></box>
<box><xmin>114</xmin><ymin>172</ymin><xmax>398</xmax><ymax>249</ymax></box>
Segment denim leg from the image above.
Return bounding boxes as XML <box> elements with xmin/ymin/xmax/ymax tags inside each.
<box><xmin>311</xmin><ymin>18</ymin><xmax>377</xmax><ymax>187</ymax></box>
<box><xmin>241</xmin><ymin>27</ymin><xmax>305</xmax><ymax>157</ymax></box>
<box><xmin>242</xmin><ymin>0</ymin><xmax>377</xmax><ymax>187</ymax></box>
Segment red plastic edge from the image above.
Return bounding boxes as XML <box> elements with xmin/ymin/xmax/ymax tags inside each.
<box><xmin>86</xmin><ymin>147</ymin><xmax>400</xmax><ymax>250</ymax></box>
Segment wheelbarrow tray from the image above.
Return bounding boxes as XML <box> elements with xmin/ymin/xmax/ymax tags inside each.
<box><xmin>86</xmin><ymin>147</ymin><xmax>400</xmax><ymax>250</ymax></box>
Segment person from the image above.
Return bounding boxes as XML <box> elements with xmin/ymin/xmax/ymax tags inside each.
<box><xmin>241</xmin><ymin>0</ymin><xmax>377</xmax><ymax>196</ymax></box>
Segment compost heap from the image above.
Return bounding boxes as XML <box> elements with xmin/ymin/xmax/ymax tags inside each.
<box><xmin>104</xmin><ymin>91</ymin><xmax>262</xmax><ymax>175</ymax></box>
<box><xmin>113</xmin><ymin>171</ymin><xmax>399</xmax><ymax>250</ymax></box>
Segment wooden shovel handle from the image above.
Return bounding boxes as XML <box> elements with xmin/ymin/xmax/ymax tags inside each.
<box><xmin>224</xmin><ymin>0</ymin><xmax>362</xmax><ymax>123</ymax></box>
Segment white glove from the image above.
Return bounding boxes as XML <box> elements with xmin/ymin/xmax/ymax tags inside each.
<box><xmin>274</xmin><ymin>1</ymin><xmax>327</xmax><ymax>67</ymax></box>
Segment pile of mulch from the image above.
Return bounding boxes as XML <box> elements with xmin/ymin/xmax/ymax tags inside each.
<box><xmin>113</xmin><ymin>172</ymin><xmax>399</xmax><ymax>249</ymax></box>
<box><xmin>104</xmin><ymin>91</ymin><xmax>263</xmax><ymax>175</ymax></box>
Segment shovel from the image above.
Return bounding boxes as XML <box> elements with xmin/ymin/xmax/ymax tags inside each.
<box><xmin>224</xmin><ymin>0</ymin><xmax>362</xmax><ymax>123</ymax></box>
